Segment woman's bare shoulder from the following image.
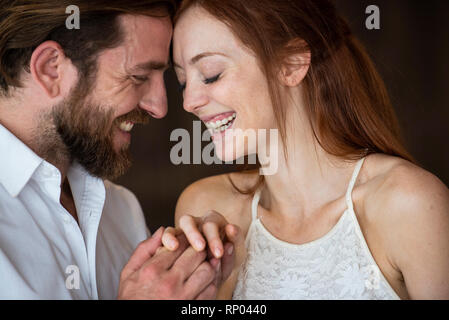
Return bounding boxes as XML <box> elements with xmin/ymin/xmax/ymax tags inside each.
<box><xmin>361</xmin><ymin>153</ymin><xmax>449</xmax><ymax>217</ymax></box>
<box><xmin>360</xmin><ymin>154</ymin><xmax>449</xmax><ymax>297</ymax></box>
<box><xmin>174</xmin><ymin>169</ymin><xmax>260</xmax><ymax>226</ymax></box>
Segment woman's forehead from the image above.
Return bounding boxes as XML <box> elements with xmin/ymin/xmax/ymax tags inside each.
<box><xmin>173</xmin><ymin>7</ymin><xmax>247</xmax><ymax>64</ymax></box>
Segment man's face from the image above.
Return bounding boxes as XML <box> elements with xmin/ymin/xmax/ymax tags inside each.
<box><xmin>41</xmin><ymin>14</ymin><xmax>173</xmax><ymax>180</ymax></box>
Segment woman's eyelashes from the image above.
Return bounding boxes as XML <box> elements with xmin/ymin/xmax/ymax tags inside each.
<box><xmin>178</xmin><ymin>73</ymin><xmax>222</xmax><ymax>92</ymax></box>
<box><xmin>203</xmin><ymin>73</ymin><xmax>221</xmax><ymax>85</ymax></box>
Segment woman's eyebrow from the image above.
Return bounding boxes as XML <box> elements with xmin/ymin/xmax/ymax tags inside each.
<box><xmin>190</xmin><ymin>52</ymin><xmax>228</xmax><ymax>64</ymax></box>
<box><xmin>173</xmin><ymin>52</ymin><xmax>228</xmax><ymax>69</ymax></box>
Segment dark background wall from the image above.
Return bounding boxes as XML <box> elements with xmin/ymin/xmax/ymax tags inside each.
<box><xmin>116</xmin><ymin>0</ymin><xmax>449</xmax><ymax>233</ymax></box>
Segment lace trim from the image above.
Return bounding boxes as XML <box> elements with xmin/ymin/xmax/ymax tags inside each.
<box><xmin>233</xmin><ymin>209</ymin><xmax>400</xmax><ymax>300</ymax></box>
<box><xmin>255</xmin><ymin>209</ymin><xmax>350</xmax><ymax>249</ymax></box>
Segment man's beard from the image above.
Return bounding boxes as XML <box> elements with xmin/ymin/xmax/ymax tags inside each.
<box><xmin>35</xmin><ymin>82</ymin><xmax>150</xmax><ymax>180</ymax></box>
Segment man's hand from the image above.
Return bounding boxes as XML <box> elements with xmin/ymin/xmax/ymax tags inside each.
<box><xmin>117</xmin><ymin>227</ymin><xmax>220</xmax><ymax>300</ymax></box>
<box><xmin>161</xmin><ymin>210</ymin><xmax>244</xmax><ymax>285</ymax></box>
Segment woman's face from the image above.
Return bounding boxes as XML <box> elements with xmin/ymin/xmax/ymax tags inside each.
<box><xmin>173</xmin><ymin>6</ymin><xmax>277</xmax><ymax>161</ymax></box>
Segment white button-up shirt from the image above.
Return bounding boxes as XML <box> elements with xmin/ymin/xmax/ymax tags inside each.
<box><xmin>0</xmin><ymin>124</ymin><xmax>150</xmax><ymax>299</ymax></box>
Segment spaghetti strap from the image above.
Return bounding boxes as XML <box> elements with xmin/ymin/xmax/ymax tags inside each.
<box><xmin>251</xmin><ymin>187</ymin><xmax>262</xmax><ymax>221</ymax></box>
<box><xmin>345</xmin><ymin>157</ymin><xmax>366</xmax><ymax>212</ymax></box>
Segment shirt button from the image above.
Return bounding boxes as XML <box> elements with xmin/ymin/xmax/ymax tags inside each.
<box><xmin>63</xmin><ymin>216</ymin><xmax>71</xmax><ymax>223</ymax></box>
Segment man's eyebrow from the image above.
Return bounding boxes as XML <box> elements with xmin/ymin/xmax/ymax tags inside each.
<box><xmin>130</xmin><ymin>60</ymin><xmax>170</xmax><ymax>72</ymax></box>
<box><xmin>173</xmin><ymin>52</ymin><xmax>228</xmax><ymax>69</ymax></box>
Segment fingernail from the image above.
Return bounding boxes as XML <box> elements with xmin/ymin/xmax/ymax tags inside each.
<box><xmin>214</xmin><ymin>248</ymin><xmax>222</xmax><ymax>258</ymax></box>
<box><xmin>169</xmin><ymin>239</ymin><xmax>177</xmax><ymax>249</ymax></box>
<box><xmin>227</xmin><ymin>224</ymin><xmax>235</xmax><ymax>234</ymax></box>
<box><xmin>153</xmin><ymin>227</ymin><xmax>163</xmax><ymax>237</ymax></box>
<box><xmin>227</xmin><ymin>244</ymin><xmax>234</xmax><ymax>255</ymax></box>
<box><xmin>195</xmin><ymin>239</ymin><xmax>204</xmax><ymax>250</ymax></box>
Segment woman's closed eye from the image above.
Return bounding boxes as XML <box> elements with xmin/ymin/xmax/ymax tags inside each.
<box><xmin>203</xmin><ymin>73</ymin><xmax>221</xmax><ymax>85</ymax></box>
<box><xmin>178</xmin><ymin>73</ymin><xmax>222</xmax><ymax>92</ymax></box>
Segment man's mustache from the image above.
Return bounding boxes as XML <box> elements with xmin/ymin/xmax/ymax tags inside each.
<box><xmin>114</xmin><ymin>108</ymin><xmax>152</xmax><ymax>126</ymax></box>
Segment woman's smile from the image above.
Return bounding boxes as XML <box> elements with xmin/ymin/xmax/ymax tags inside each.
<box><xmin>201</xmin><ymin>111</ymin><xmax>237</xmax><ymax>137</ymax></box>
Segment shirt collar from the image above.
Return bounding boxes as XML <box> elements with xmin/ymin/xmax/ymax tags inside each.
<box><xmin>67</xmin><ymin>161</ymin><xmax>106</xmax><ymax>220</ymax></box>
<box><xmin>0</xmin><ymin>124</ymin><xmax>43</xmax><ymax>197</ymax></box>
<box><xmin>0</xmin><ymin>124</ymin><xmax>106</xmax><ymax>215</ymax></box>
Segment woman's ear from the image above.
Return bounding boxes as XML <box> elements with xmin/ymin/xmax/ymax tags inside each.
<box><xmin>29</xmin><ymin>40</ymin><xmax>67</xmax><ymax>98</ymax></box>
<box><xmin>278</xmin><ymin>38</ymin><xmax>311</xmax><ymax>87</ymax></box>
<box><xmin>279</xmin><ymin>51</ymin><xmax>311</xmax><ymax>87</ymax></box>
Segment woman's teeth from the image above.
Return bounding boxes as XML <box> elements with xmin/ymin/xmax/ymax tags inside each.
<box><xmin>119</xmin><ymin>121</ymin><xmax>134</xmax><ymax>132</ymax></box>
<box><xmin>205</xmin><ymin>113</ymin><xmax>236</xmax><ymax>133</ymax></box>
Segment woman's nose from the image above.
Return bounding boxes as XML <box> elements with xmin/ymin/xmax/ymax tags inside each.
<box><xmin>183</xmin><ymin>82</ymin><xmax>209</xmax><ymax>114</ymax></box>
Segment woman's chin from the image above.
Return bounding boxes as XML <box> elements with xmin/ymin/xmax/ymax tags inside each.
<box><xmin>215</xmin><ymin>151</ymin><xmax>235</xmax><ymax>163</ymax></box>
<box><xmin>214</xmin><ymin>147</ymin><xmax>245</xmax><ymax>163</ymax></box>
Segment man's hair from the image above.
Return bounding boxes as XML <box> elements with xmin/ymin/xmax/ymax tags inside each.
<box><xmin>0</xmin><ymin>0</ymin><xmax>177</xmax><ymax>95</ymax></box>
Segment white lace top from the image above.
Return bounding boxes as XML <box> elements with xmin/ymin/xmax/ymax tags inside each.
<box><xmin>232</xmin><ymin>158</ymin><xmax>400</xmax><ymax>300</ymax></box>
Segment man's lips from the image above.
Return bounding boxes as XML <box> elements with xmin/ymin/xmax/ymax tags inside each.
<box><xmin>115</xmin><ymin>117</ymin><xmax>149</xmax><ymax>133</ymax></box>
<box><xmin>114</xmin><ymin>107</ymin><xmax>151</xmax><ymax>131</ymax></box>
<box><xmin>118</xmin><ymin>121</ymin><xmax>134</xmax><ymax>132</ymax></box>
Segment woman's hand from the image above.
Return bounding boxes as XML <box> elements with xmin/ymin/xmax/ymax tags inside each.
<box><xmin>162</xmin><ymin>210</ymin><xmax>242</xmax><ymax>258</ymax></box>
<box><xmin>162</xmin><ymin>210</ymin><xmax>245</xmax><ymax>286</ymax></box>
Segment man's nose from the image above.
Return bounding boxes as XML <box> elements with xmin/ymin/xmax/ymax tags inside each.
<box><xmin>139</xmin><ymin>76</ymin><xmax>168</xmax><ymax>119</ymax></box>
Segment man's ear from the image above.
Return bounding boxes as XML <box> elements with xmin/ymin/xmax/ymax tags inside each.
<box><xmin>29</xmin><ymin>40</ymin><xmax>68</xmax><ymax>98</ymax></box>
<box><xmin>279</xmin><ymin>51</ymin><xmax>311</xmax><ymax>87</ymax></box>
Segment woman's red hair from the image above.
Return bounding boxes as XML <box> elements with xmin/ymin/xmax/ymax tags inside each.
<box><xmin>175</xmin><ymin>0</ymin><xmax>413</xmax><ymax>192</ymax></box>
